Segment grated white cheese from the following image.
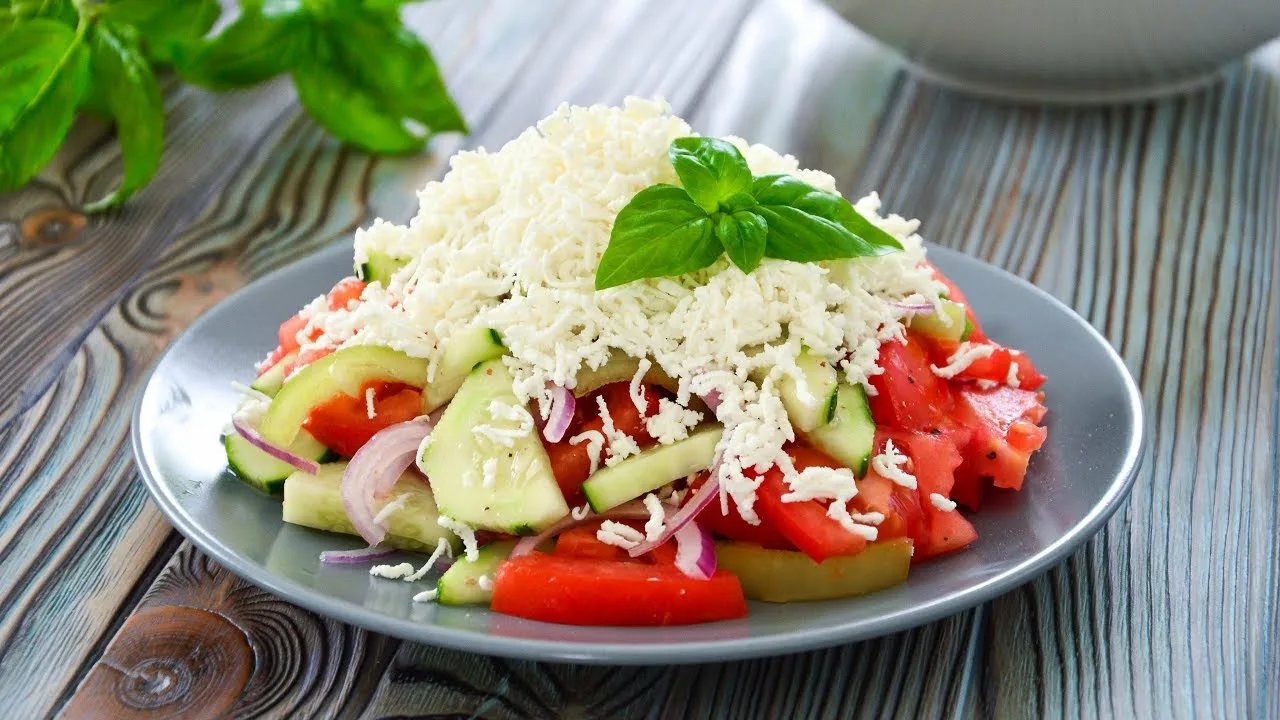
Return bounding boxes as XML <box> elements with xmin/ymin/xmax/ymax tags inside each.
<box><xmin>929</xmin><ymin>493</ymin><xmax>958</xmax><ymax>512</ymax></box>
<box><xmin>851</xmin><ymin>511</ymin><xmax>885</xmax><ymax>525</ymax></box>
<box><xmin>1007</xmin><ymin>362</ymin><xmax>1021</xmax><ymax>388</ymax></box>
<box><xmin>372</xmin><ymin>494</ymin><xmax>410</xmax><ymax>525</ymax></box>
<box><xmin>477</xmin><ymin>575</ymin><xmax>494</xmax><ymax>591</ymax></box>
<box><xmin>597</xmin><ymin>520</ymin><xmax>645</xmax><ymax>549</ymax></box>
<box><xmin>370</xmin><ymin>562</ymin><xmax>414</xmax><ymax>580</ymax></box>
<box><xmin>472</xmin><ymin>400</ymin><xmax>535</xmax><ymax>447</ymax></box>
<box><xmin>405</xmin><ymin>537</ymin><xmax>453</xmax><ymax>582</ymax></box>
<box><xmin>645</xmin><ymin>398</ymin><xmax>703</xmax><ymax>445</ymax></box>
<box><xmin>481</xmin><ymin>457</ymin><xmax>498</xmax><ymax>489</ymax></box>
<box><xmin>438</xmin><ymin>515</ymin><xmax>479</xmax><ymax>562</ymax></box>
<box><xmin>871</xmin><ymin>439</ymin><xmax>918</xmax><ymax>489</ymax></box>
<box><xmin>779</xmin><ymin>464</ymin><xmax>875</xmax><ymax>540</ymax></box>
<box><xmin>976</xmin><ymin>379</ymin><xmax>998</xmax><ymax>390</ymax></box>
<box><xmin>300</xmin><ymin>98</ymin><xmax>942</xmax><ymax>524</ymax></box>
<box><xmin>642</xmin><ymin>493</ymin><xmax>666</xmax><ymax>541</ymax></box>
<box><xmin>571</xmin><ymin>504</ymin><xmax>591</xmax><ymax>521</ymax></box>
<box><xmin>596</xmin><ymin>395</ymin><xmax>641</xmax><ymax>467</ymax></box>
<box><xmin>629</xmin><ymin>358</ymin><xmax>653</xmax><ymax>414</ymax></box>
<box><xmin>413</xmin><ymin>588</ymin><xmax>439</xmax><ymax>603</ymax></box>
<box><xmin>365</xmin><ymin>387</ymin><xmax>377</xmax><ymax>419</ymax></box>
<box><xmin>569</xmin><ymin>429</ymin><xmax>605</xmax><ymax>475</ymax></box>
<box><xmin>930</xmin><ymin>341</ymin><xmax>995</xmax><ymax>379</ymax></box>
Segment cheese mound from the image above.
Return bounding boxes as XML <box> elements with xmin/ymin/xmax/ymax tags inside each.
<box><xmin>304</xmin><ymin>97</ymin><xmax>943</xmax><ymax>523</ymax></box>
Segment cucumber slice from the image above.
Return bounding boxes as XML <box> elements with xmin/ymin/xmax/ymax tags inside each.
<box><xmin>759</xmin><ymin>349</ymin><xmax>838</xmax><ymax>433</ymax></box>
<box><xmin>419</xmin><ymin>359</ymin><xmax>569</xmax><ymax>533</ymax></box>
<box><xmin>260</xmin><ymin>345</ymin><xmax>428</xmax><ymax>446</ymax></box>
<box><xmin>250</xmin><ymin>351</ymin><xmax>297</xmax><ymax>397</ymax></box>
<box><xmin>281</xmin><ymin>462</ymin><xmax>457</xmax><ymax>553</ymax></box>
<box><xmin>225</xmin><ymin>429</ymin><xmax>330</xmax><ymax>494</ymax></box>
<box><xmin>571</xmin><ymin>353</ymin><xmax>680</xmax><ymax>398</ymax></box>
<box><xmin>436</xmin><ymin>540</ymin><xmax>516</xmax><ymax>606</ymax></box>
<box><xmin>803</xmin><ymin>383</ymin><xmax>876</xmax><ymax>477</ymax></box>
<box><xmin>355</xmin><ymin>250</ymin><xmax>408</xmax><ymax>285</ymax></box>
<box><xmin>422</xmin><ymin>327</ymin><xmax>507</xmax><ymax>412</ymax></box>
<box><xmin>583</xmin><ymin>426</ymin><xmax>722</xmax><ymax>512</ymax></box>
<box><xmin>908</xmin><ymin>299</ymin><xmax>968</xmax><ymax>342</ymax></box>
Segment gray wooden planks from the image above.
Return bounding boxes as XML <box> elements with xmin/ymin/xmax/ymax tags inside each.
<box><xmin>0</xmin><ymin>0</ymin><xmax>1275</xmax><ymax>717</ymax></box>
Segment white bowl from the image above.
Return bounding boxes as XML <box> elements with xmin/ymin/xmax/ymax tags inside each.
<box><xmin>822</xmin><ymin>0</ymin><xmax>1280</xmax><ymax>102</ymax></box>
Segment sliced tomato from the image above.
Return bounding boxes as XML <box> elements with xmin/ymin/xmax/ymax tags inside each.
<box><xmin>553</xmin><ymin>523</ymin><xmax>629</xmax><ymax>561</ymax></box>
<box><xmin>303</xmin><ymin>381</ymin><xmax>423</xmax><ymax>457</ymax></box>
<box><xmin>490</xmin><ymin>553</ymin><xmax>748</xmax><ymax>626</ymax></box>
<box><xmin>327</xmin><ymin>277</ymin><xmax>367</xmax><ymax>310</ymax></box>
<box><xmin>282</xmin><ymin>345</ymin><xmax>335</xmax><ymax>378</ymax></box>
<box><xmin>753</xmin><ymin>445</ymin><xmax>868</xmax><ymax>563</ymax></box>
<box><xmin>931</xmin><ymin>267</ymin><xmax>988</xmax><ymax>343</ymax></box>
<box><xmin>918</xmin><ymin>507</ymin><xmax>978</xmax><ymax>560</ymax></box>
<box><xmin>258</xmin><ymin>345</ymin><xmax>291</xmax><ymax>376</ymax></box>
<box><xmin>921</xmin><ymin>338</ymin><xmax>1048</xmax><ymax>393</ymax></box>
<box><xmin>853</xmin><ymin>470</ymin><xmax>925</xmax><ymax>544</ymax></box>
<box><xmin>543</xmin><ymin>383</ymin><xmax>663</xmax><ymax>505</ymax></box>
<box><xmin>868</xmin><ymin>336</ymin><xmax>954</xmax><ymax>431</ymax></box>
<box><xmin>686</xmin><ymin>472</ymin><xmax>795</xmax><ymax>550</ymax></box>
<box><xmin>881</xmin><ymin>430</ymin><xmax>976</xmax><ymax>560</ymax></box>
<box><xmin>950</xmin><ymin>386</ymin><xmax>1048</xmax><ymax>491</ymax></box>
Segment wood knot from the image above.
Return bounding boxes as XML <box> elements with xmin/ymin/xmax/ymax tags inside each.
<box><xmin>22</xmin><ymin>208</ymin><xmax>86</xmax><ymax>247</ymax></box>
<box><xmin>63</xmin><ymin>606</ymin><xmax>253</xmax><ymax>720</ymax></box>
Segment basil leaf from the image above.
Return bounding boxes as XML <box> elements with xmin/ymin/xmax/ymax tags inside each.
<box><xmin>715</xmin><ymin>210</ymin><xmax>768</xmax><ymax>274</ymax></box>
<box><xmin>104</xmin><ymin>0</ymin><xmax>221</xmax><ymax>65</ymax></box>
<box><xmin>327</xmin><ymin>17</ymin><xmax>467</xmax><ymax>135</ymax></box>
<box><xmin>83</xmin><ymin>22</ymin><xmax>165</xmax><ymax>212</ymax></box>
<box><xmin>175</xmin><ymin>1</ymin><xmax>309</xmax><ymax>90</ymax></box>
<box><xmin>292</xmin><ymin>52</ymin><xmax>424</xmax><ymax>155</ymax></box>
<box><xmin>668</xmin><ymin>136</ymin><xmax>752</xmax><ymax>213</ymax></box>
<box><xmin>753</xmin><ymin>174</ymin><xmax>903</xmax><ymax>256</ymax></box>
<box><xmin>0</xmin><ymin>20</ymin><xmax>89</xmax><ymax>192</ymax></box>
<box><xmin>595</xmin><ymin>185</ymin><xmax>720</xmax><ymax>290</ymax></box>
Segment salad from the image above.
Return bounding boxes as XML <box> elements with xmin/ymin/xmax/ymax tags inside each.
<box><xmin>225</xmin><ymin>99</ymin><xmax>1048</xmax><ymax>627</ymax></box>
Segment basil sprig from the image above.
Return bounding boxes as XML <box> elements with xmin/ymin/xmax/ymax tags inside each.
<box><xmin>0</xmin><ymin>0</ymin><xmax>465</xmax><ymax>211</ymax></box>
<box><xmin>595</xmin><ymin>137</ymin><xmax>902</xmax><ymax>290</ymax></box>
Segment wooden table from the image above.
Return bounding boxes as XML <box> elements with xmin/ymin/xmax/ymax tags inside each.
<box><xmin>3</xmin><ymin>1</ymin><xmax>1277</xmax><ymax>717</ymax></box>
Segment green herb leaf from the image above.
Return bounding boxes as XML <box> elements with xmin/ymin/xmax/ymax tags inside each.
<box><xmin>292</xmin><ymin>51</ymin><xmax>425</xmax><ymax>155</ymax></box>
<box><xmin>753</xmin><ymin>174</ymin><xmax>902</xmax><ymax>257</ymax></box>
<box><xmin>83</xmin><ymin>22</ymin><xmax>165</xmax><ymax>212</ymax></box>
<box><xmin>103</xmin><ymin>0</ymin><xmax>221</xmax><ymax>65</ymax></box>
<box><xmin>0</xmin><ymin>19</ymin><xmax>89</xmax><ymax>192</ymax></box>
<box><xmin>595</xmin><ymin>185</ymin><xmax>720</xmax><ymax>290</ymax></box>
<box><xmin>174</xmin><ymin>1</ymin><xmax>310</xmax><ymax>90</ymax></box>
<box><xmin>326</xmin><ymin>16</ymin><xmax>467</xmax><ymax>135</ymax></box>
<box><xmin>668</xmin><ymin>136</ymin><xmax>752</xmax><ymax>213</ymax></box>
<box><xmin>715</xmin><ymin>210</ymin><xmax>768</xmax><ymax>273</ymax></box>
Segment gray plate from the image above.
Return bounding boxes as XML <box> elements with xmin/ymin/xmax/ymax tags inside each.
<box><xmin>132</xmin><ymin>241</ymin><xmax>1143</xmax><ymax>665</ymax></box>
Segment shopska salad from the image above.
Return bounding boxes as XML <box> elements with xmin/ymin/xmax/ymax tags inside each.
<box><xmin>225</xmin><ymin>99</ymin><xmax>1048</xmax><ymax>627</ymax></box>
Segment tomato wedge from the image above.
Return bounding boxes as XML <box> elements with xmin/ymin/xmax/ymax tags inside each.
<box><xmin>882</xmin><ymin>431</ymin><xmax>976</xmax><ymax>560</ymax></box>
<box><xmin>868</xmin><ymin>335</ymin><xmax>954</xmax><ymax>430</ymax></box>
<box><xmin>753</xmin><ymin>445</ymin><xmax>868</xmax><ymax>563</ymax></box>
<box><xmin>303</xmin><ymin>381</ymin><xmax>423</xmax><ymax>457</ymax></box>
<box><xmin>491</xmin><ymin>553</ymin><xmax>748</xmax><ymax>626</ymax></box>
<box><xmin>686</xmin><ymin>472</ymin><xmax>795</xmax><ymax>550</ymax></box>
<box><xmin>951</xmin><ymin>386</ymin><xmax>1048</xmax><ymax>491</ymax></box>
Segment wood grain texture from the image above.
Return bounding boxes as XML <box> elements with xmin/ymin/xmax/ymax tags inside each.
<box><xmin>0</xmin><ymin>0</ymin><xmax>1276</xmax><ymax>717</ymax></box>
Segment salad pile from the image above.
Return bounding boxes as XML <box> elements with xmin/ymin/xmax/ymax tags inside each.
<box><xmin>225</xmin><ymin>99</ymin><xmax>1048</xmax><ymax>626</ymax></box>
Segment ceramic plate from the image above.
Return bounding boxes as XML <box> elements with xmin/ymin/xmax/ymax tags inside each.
<box><xmin>133</xmin><ymin>241</ymin><xmax>1143</xmax><ymax>664</ymax></box>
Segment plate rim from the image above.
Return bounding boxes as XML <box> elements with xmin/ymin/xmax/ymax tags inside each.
<box><xmin>131</xmin><ymin>242</ymin><xmax>1145</xmax><ymax>665</ymax></box>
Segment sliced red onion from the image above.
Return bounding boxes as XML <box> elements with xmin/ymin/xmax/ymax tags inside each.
<box><xmin>319</xmin><ymin>544</ymin><xmax>396</xmax><ymax>564</ymax></box>
<box><xmin>627</xmin><ymin>471</ymin><xmax>720</xmax><ymax>558</ymax></box>
<box><xmin>542</xmin><ymin>384</ymin><xmax>575</xmax><ymax>443</ymax></box>
<box><xmin>700</xmin><ymin>389</ymin><xmax>722</xmax><ymax>413</ymax></box>
<box><xmin>509</xmin><ymin>501</ymin><xmax>650</xmax><ymax>558</ymax></box>
<box><xmin>887</xmin><ymin>300</ymin><xmax>935</xmax><ymax>313</ymax></box>
<box><xmin>232</xmin><ymin>415</ymin><xmax>319</xmax><ymax>474</ymax></box>
<box><xmin>673</xmin><ymin>520</ymin><xmax>716</xmax><ymax>580</ymax></box>
<box><xmin>341</xmin><ymin>419</ymin><xmax>433</xmax><ymax>545</ymax></box>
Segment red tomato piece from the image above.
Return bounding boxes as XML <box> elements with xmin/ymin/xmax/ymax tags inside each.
<box><xmin>282</xmin><ymin>345</ymin><xmax>335</xmax><ymax>378</ymax></box>
<box><xmin>753</xmin><ymin>446</ymin><xmax>868</xmax><ymax>563</ymax></box>
<box><xmin>490</xmin><ymin>553</ymin><xmax>748</xmax><ymax>626</ymax></box>
<box><xmin>686</xmin><ymin>472</ymin><xmax>796</xmax><ymax>550</ymax></box>
<box><xmin>303</xmin><ymin>382</ymin><xmax>423</xmax><ymax>457</ymax></box>
<box><xmin>882</xmin><ymin>431</ymin><xmax>975</xmax><ymax>561</ymax></box>
<box><xmin>327</xmin><ymin>277</ymin><xmax>367</xmax><ymax>310</ymax></box>
<box><xmin>868</xmin><ymin>336</ymin><xmax>954</xmax><ymax>430</ymax></box>
<box><xmin>553</xmin><ymin>523</ymin><xmax>629</xmax><ymax>561</ymax></box>
<box><xmin>950</xmin><ymin>386</ymin><xmax>1048</xmax><ymax>491</ymax></box>
<box><xmin>853</xmin><ymin>470</ymin><xmax>925</xmax><ymax>544</ymax></box>
<box><xmin>258</xmin><ymin>345</ymin><xmax>291</xmax><ymax>376</ymax></box>
<box><xmin>542</xmin><ymin>383</ymin><xmax>664</xmax><ymax>505</ymax></box>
